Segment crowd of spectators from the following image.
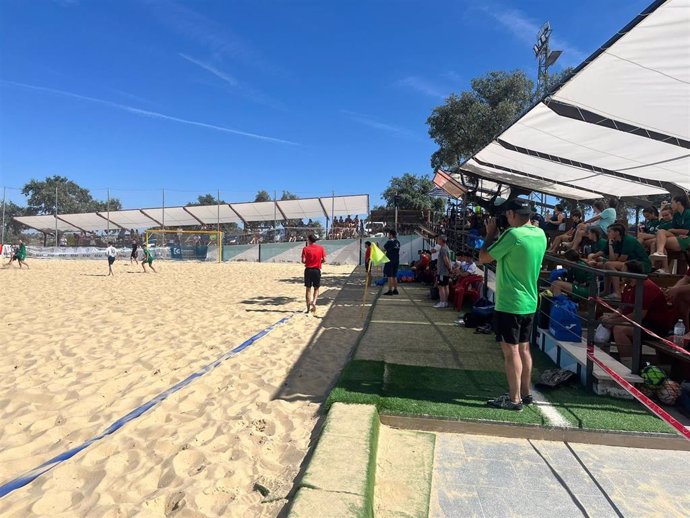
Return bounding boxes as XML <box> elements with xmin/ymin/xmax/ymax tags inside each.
<box><xmin>328</xmin><ymin>215</ymin><xmax>360</xmax><ymax>240</ymax></box>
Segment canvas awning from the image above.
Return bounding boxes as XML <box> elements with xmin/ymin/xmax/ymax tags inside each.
<box><xmin>14</xmin><ymin>194</ymin><xmax>370</xmax><ymax>232</ymax></box>
<box><xmin>457</xmin><ymin>0</ymin><xmax>689</xmax><ymax>199</ymax></box>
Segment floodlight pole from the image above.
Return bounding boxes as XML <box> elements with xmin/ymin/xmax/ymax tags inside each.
<box><xmin>217</xmin><ymin>189</ymin><xmax>221</xmax><ymax>262</ymax></box>
<box><xmin>107</xmin><ymin>188</ymin><xmax>110</xmax><ymax>234</ymax></box>
<box><xmin>55</xmin><ymin>185</ymin><xmax>58</xmax><ymax>248</ymax></box>
<box><xmin>331</xmin><ymin>190</ymin><xmax>335</xmax><ymax>239</ymax></box>
<box><xmin>162</xmin><ymin>188</ymin><xmax>165</xmax><ymax>246</ymax></box>
<box><xmin>274</xmin><ymin>190</ymin><xmax>277</xmax><ymax>242</ymax></box>
<box><xmin>1</xmin><ymin>186</ymin><xmax>6</xmax><ymax>247</ymax></box>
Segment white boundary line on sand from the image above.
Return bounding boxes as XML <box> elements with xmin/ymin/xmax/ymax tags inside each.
<box><xmin>531</xmin><ymin>387</ymin><xmax>572</xmax><ymax>428</ymax></box>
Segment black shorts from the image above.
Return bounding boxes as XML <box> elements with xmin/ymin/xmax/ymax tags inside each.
<box><xmin>304</xmin><ymin>267</ymin><xmax>322</xmax><ymax>288</ymax></box>
<box><xmin>437</xmin><ymin>275</ymin><xmax>450</xmax><ymax>286</ymax></box>
<box><xmin>383</xmin><ymin>261</ymin><xmax>399</xmax><ymax>278</ymax></box>
<box><xmin>364</xmin><ymin>259</ymin><xmax>370</xmax><ymax>272</ymax></box>
<box><xmin>131</xmin><ymin>248</ymin><xmax>138</xmax><ymax>258</ymax></box>
<box><xmin>108</xmin><ymin>256</ymin><xmax>115</xmax><ymax>265</ymax></box>
<box><xmin>495</xmin><ymin>311</ymin><xmax>534</xmax><ymax>345</ymax></box>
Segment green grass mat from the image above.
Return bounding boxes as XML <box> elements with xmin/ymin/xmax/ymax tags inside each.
<box><xmin>327</xmin><ymin>358</ymin><xmax>674</xmax><ymax>434</ymax></box>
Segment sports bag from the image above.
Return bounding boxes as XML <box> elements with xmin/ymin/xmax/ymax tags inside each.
<box><xmin>549</xmin><ymin>294</ymin><xmax>582</xmax><ymax>342</ymax></box>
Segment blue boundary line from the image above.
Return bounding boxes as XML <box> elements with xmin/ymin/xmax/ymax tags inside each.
<box><xmin>0</xmin><ymin>314</ymin><xmax>293</xmax><ymax>499</ymax></box>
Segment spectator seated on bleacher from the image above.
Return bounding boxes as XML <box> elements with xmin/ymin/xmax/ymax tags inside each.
<box><xmin>450</xmin><ymin>250</ymin><xmax>481</xmax><ymax>281</ymax></box>
<box><xmin>588</xmin><ymin>223</ymin><xmax>651</xmax><ymax>301</ymax></box>
<box><xmin>636</xmin><ymin>206</ymin><xmax>662</xmax><ymax>251</ymax></box>
<box><xmin>547</xmin><ymin>210</ymin><xmax>582</xmax><ymax>253</ymax></box>
<box><xmin>664</xmin><ymin>251</ymin><xmax>690</xmax><ymax>344</ymax></box>
<box><xmin>542</xmin><ymin>204</ymin><xmax>566</xmax><ymax>232</ymax></box>
<box><xmin>601</xmin><ymin>260</ymin><xmax>680</xmax><ymax>360</ymax></box>
<box><xmin>569</xmin><ymin>198</ymin><xmax>618</xmax><ymax>252</ymax></box>
<box><xmin>551</xmin><ymin>249</ymin><xmax>596</xmax><ymax>301</ymax></box>
<box><xmin>650</xmin><ymin>195</ymin><xmax>690</xmax><ymax>273</ymax></box>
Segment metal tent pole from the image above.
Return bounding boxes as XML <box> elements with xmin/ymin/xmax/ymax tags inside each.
<box><xmin>55</xmin><ymin>185</ymin><xmax>58</xmax><ymax>248</ymax></box>
<box><xmin>161</xmin><ymin>188</ymin><xmax>165</xmax><ymax>247</ymax></box>
<box><xmin>273</xmin><ymin>190</ymin><xmax>277</xmax><ymax>242</ymax></box>
<box><xmin>331</xmin><ymin>190</ymin><xmax>335</xmax><ymax>239</ymax></box>
<box><xmin>217</xmin><ymin>189</ymin><xmax>221</xmax><ymax>263</ymax></box>
<box><xmin>1</xmin><ymin>187</ymin><xmax>6</xmax><ymax>247</ymax></box>
<box><xmin>107</xmin><ymin>188</ymin><xmax>110</xmax><ymax>234</ymax></box>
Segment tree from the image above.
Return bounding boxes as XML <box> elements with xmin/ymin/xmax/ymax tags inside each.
<box><xmin>22</xmin><ymin>175</ymin><xmax>122</xmax><ymax>215</ymax></box>
<box><xmin>427</xmin><ymin>70</ymin><xmax>534</xmax><ymax>170</ymax></box>
<box><xmin>382</xmin><ymin>173</ymin><xmax>444</xmax><ymax>212</ymax></box>
<box><xmin>254</xmin><ymin>190</ymin><xmax>271</xmax><ymax>202</ymax></box>
<box><xmin>2</xmin><ymin>201</ymin><xmax>28</xmax><ymax>240</ymax></box>
<box><xmin>280</xmin><ymin>191</ymin><xmax>298</xmax><ymax>201</ymax></box>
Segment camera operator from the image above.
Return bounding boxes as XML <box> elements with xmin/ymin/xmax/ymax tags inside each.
<box><xmin>479</xmin><ymin>198</ymin><xmax>547</xmax><ymax>411</ymax></box>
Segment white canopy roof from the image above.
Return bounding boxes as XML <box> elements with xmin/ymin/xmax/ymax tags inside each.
<box><xmin>458</xmin><ymin>0</ymin><xmax>690</xmax><ymax>199</ymax></box>
<box><xmin>15</xmin><ymin>194</ymin><xmax>370</xmax><ymax>233</ymax></box>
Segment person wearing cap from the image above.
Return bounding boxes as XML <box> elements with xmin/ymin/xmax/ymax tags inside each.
<box><xmin>479</xmin><ymin>198</ymin><xmax>547</xmax><ymax>411</ymax></box>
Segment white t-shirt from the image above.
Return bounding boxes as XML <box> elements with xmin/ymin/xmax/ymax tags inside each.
<box><xmin>106</xmin><ymin>246</ymin><xmax>117</xmax><ymax>258</ymax></box>
<box><xmin>431</xmin><ymin>244</ymin><xmax>441</xmax><ymax>261</ymax></box>
<box><xmin>459</xmin><ymin>260</ymin><xmax>481</xmax><ymax>275</ymax></box>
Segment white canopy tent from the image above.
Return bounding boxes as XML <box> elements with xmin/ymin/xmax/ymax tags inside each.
<box><xmin>14</xmin><ymin>194</ymin><xmax>370</xmax><ymax>233</ymax></box>
<box><xmin>453</xmin><ymin>0</ymin><xmax>689</xmax><ymax>200</ymax></box>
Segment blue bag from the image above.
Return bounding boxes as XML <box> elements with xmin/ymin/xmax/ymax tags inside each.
<box><xmin>549</xmin><ymin>294</ymin><xmax>582</xmax><ymax>342</ymax></box>
<box><xmin>549</xmin><ymin>268</ymin><xmax>568</xmax><ymax>283</ymax></box>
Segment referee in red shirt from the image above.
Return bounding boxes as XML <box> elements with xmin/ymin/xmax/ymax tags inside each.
<box><xmin>301</xmin><ymin>234</ymin><xmax>327</xmax><ymax>314</ymax></box>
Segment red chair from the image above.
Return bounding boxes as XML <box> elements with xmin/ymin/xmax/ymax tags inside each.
<box><xmin>451</xmin><ymin>275</ymin><xmax>484</xmax><ymax>311</ymax></box>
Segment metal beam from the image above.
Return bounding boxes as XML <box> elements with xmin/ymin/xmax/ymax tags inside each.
<box><xmin>317</xmin><ymin>198</ymin><xmax>329</xmax><ymax>219</ymax></box>
<box><xmin>227</xmin><ymin>204</ymin><xmax>248</xmax><ymax>227</ymax></box>
<box><xmin>182</xmin><ymin>206</ymin><xmax>205</xmax><ymax>225</ymax></box>
<box><xmin>95</xmin><ymin>212</ymin><xmax>125</xmax><ymax>229</ymax></box>
<box><xmin>140</xmin><ymin>209</ymin><xmax>162</xmax><ymax>226</ymax></box>
<box><xmin>275</xmin><ymin>201</ymin><xmax>288</xmax><ymax>221</ymax></box>
<box><xmin>544</xmin><ymin>99</ymin><xmax>690</xmax><ymax>149</ymax></box>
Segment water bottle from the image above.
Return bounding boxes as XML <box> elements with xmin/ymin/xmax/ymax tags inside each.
<box><xmin>673</xmin><ymin>319</ymin><xmax>686</xmax><ymax>347</ymax></box>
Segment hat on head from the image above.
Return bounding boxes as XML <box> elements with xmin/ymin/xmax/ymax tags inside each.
<box><xmin>497</xmin><ymin>197</ymin><xmax>532</xmax><ymax>215</ymax></box>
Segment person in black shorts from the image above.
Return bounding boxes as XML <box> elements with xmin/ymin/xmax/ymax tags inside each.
<box><xmin>301</xmin><ymin>235</ymin><xmax>327</xmax><ymax>314</ymax></box>
<box><xmin>383</xmin><ymin>230</ymin><xmax>400</xmax><ymax>296</ymax></box>
<box><xmin>130</xmin><ymin>239</ymin><xmax>139</xmax><ymax>264</ymax></box>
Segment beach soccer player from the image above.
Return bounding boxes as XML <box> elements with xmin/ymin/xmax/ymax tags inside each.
<box><xmin>7</xmin><ymin>240</ymin><xmax>29</xmax><ymax>269</ymax></box>
<box><xmin>130</xmin><ymin>238</ymin><xmax>139</xmax><ymax>264</ymax></box>
<box><xmin>105</xmin><ymin>242</ymin><xmax>117</xmax><ymax>276</ymax></box>
<box><xmin>301</xmin><ymin>234</ymin><xmax>326</xmax><ymax>314</ymax></box>
<box><xmin>479</xmin><ymin>198</ymin><xmax>546</xmax><ymax>411</ymax></box>
<box><xmin>141</xmin><ymin>243</ymin><xmax>157</xmax><ymax>273</ymax></box>
<box><xmin>383</xmin><ymin>230</ymin><xmax>400</xmax><ymax>296</ymax></box>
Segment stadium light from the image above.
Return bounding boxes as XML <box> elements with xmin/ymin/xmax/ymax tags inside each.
<box><xmin>546</xmin><ymin>50</ymin><xmax>562</xmax><ymax>67</ymax></box>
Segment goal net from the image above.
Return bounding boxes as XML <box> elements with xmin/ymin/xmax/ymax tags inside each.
<box><xmin>145</xmin><ymin>229</ymin><xmax>223</xmax><ymax>262</ymax></box>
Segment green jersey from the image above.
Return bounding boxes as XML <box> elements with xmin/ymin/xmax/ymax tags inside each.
<box><xmin>658</xmin><ymin>219</ymin><xmax>674</xmax><ymax>231</ymax></box>
<box><xmin>604</xmin><ymin>235</ymin><xmax>651</xmax><ymax>272</ymax></box>
<box><xmin>644</xmin><ymin>218</ymin><xmax>660</xmax><ymax>233</ymax></box>
<box><xmin>17</xmin><ymin>243</ymin><xmax>26</xmax><ymax>260</ymax></box>
<box><xmin>672</xmin><ymin>208</ymin><xmax>690</xmax><ymax>231</ymax></box>
<box><xmin>488</xmin><ymin>225</ymin><xmax>547</xmax><ymax>315</ymax></box>
<box><xmin>566</xmin><ymin>260</ymin><xmax>595</xmax><ymax>286</ymax></box>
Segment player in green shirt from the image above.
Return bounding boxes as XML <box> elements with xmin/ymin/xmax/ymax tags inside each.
<box><xmin>552</xmin><ymin>249</ymin><xmax>596</xmax><ymax>300</ymax></box>
<box><xmin>6</xmin><ymin>240</ymin><xmax>29</xmax><ymax>269</ymax></box>
<box><xmin>651</xmin><ymin>195</ymin><xmax>690</xmax><ymax>272</ymax></box>
<box><xmin>600</xmin><ymin>223</ymin><xmax>651</xmax><ymax>300</ymax></box>
<box><xmin>479</xmin><ymin>198</ymin><xmax>547</xmax><ymax>411</ymax></box>
<box><xmin>141</xmin><ymin>243</ymin><xmax>157</xmax><ymax>273</ymax></box>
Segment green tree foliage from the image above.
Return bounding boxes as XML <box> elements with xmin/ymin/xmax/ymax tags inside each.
<box><xmin>22</xmin><ymin>175</ymin><xmax>122</xmax><ymax>215</ymax></box>
<box><xmin>254</xmin><ymin>190</ymin><xmax>271</xmax><ymax>202</ymax></box>
<box><xmin>427</xmin><ymin>70</ymin><xmax>534</xmax><ymax>170</ymax></box>
<box><xmin>280</xmin><ymin>191</ymin><xmax>298</xmax><ymax>201</ymax></box>
<box><xmin>2</xmin><ymin>201</ymin><xmax>28</xmax><ymax>240</ymax></box>
<box><xmin>382</xmin><ymin>173</ymin><xmax>444</xmax><ymax>212</ymax></box>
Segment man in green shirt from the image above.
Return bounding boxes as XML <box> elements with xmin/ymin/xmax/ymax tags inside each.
<box><xmin>479</xmin><ymin>198</ymin><xmax>547</xmax><ymax>411</ymax></box>
<box><xmin>600</xmin><ymin>223</ymin><xmax>651</xmax><ymax>300</ymax></box>
<box><xmin>651</xmin><ymin>195</ymin><xmax>690</xmax><ymax>272</ymax></box>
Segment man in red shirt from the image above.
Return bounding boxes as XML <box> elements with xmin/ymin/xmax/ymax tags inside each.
<box><xmin>606</xmin><ymin>260</ymin><xmax>679</xmax><ymax>358</ymax></box>
<box><xmin>301</xmin><ymin>234</ymin><xmax>327</xmax><ymax>314</ymax></box>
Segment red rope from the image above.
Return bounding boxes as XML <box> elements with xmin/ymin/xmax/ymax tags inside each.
<box><xmin>587</xmin><ymin>344</ymin><xmax>690</xmax><ymax>441</ymax></box>
<box><xmin>592</xmin><ymin>296</ymin><xmax>690</xmax><ymax>357</ymax></box>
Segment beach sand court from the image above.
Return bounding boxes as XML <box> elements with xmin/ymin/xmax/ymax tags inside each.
<box><xmin>0</xmin><ymin>259</ymin><xmax>357</xmax><ymax>517</ymax></box>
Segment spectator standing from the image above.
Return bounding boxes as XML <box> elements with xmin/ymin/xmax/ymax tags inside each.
<box><xmin>301</xmin><ymin>234</ymin><xmax>327</xmax><ymax>314</ymax></box>
<box><xmin>433</xmin><ymin>236</ymin><xmax>452</xmax><ymax>308</ymax></box>
<box><xmin>383</xmin><ymin>230</ymin><xmax>401</xmax><ymax>296</ymax></box>
<box><xmin>570</xmin><ymin>199</ymin><xmax>618</xmax><ymax>251</ymax></box>
<box><xmin>479</xmin><ymin>198</ymin><xmax>547</xmax><ymax>411</ymax></box>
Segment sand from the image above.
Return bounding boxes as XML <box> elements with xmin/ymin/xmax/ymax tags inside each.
<box><xmin>0</xmin><ymin>259</ymin><xmax>357</xmax><ymax>517</ymax></box>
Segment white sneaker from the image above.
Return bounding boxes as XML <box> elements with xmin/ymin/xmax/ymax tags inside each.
<box><xmin>650</xmin><ymin>252</ymin><xmax>667</xmax><ymax>259</ymax></box>
<box><xmin>433</xmin><ymin>302</ymin><xmax>446</xmax><ymax>308</ymax></box>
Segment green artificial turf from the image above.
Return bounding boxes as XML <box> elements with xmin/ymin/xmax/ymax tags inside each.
<box><xmin>327</xmin><ymin>358</ymin><xmax>675</xmax><ymax>434</ymax></box>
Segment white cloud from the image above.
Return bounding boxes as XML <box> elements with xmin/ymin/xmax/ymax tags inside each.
<box><xmin>397</xmin><ymin>76</ymin><xmax>448</xmax><ymax>99</ymax></box>
<box><xmin>1</xmin><ymin>80</ymin><xmax>298</xmax><ymax>145</ymax></box>
<box><xmin>179</xmin><ymin>53</ymin><xmax>238</xmax><ymax>87</ymax></box>
<box><xmin>340</xmin><ymin>110</ymin><xmax>414</xmax><ymax>138</ymax></box>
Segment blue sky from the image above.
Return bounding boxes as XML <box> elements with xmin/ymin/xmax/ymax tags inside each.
<box><xmin>0</xmin><ymin>0</ymin><xmax>651</xmax><ymax>210</ymax></box>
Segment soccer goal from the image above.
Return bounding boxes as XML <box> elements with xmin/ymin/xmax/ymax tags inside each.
<box><xmin>144</xmin><ymin>229</ymin><xmax>223</xmax><ymax>262</ymax></box>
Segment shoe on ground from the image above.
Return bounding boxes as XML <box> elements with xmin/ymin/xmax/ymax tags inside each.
<box><xmin>522</xmin><ymin>394</ymin><xmax>534</xmax><ymax>405</ymax></box>
<box><xmin>433</xmin><ymin>301</ymin><xmax>446</xmax><ymax>308</ymax></box>
<box><xmin>392</xmin><ymin>289</ymin><xmax>399</xmax><ymax>295</ymax></box>
<box><xmin>650</xmin><ymin>252</ymin><xmax>667</xmax><ymax>259</ymax></box>
<box><xmin>602</xmin><ymin>293</ymin><xmax>621</xmax><ymax>301</ymax></box>
<box><xmin>486</xmin><ymin>394</ymin><xmax>523</xmax><ymax>411</ymax></box>
<box><xmin>383</xmin><ymin>290</ymin><xmax>394</xmax><ymax>296</ymax></box>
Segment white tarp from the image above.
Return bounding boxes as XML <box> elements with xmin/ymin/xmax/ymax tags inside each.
<box><xmin>184</xmin><ymin>204</ymin><xmax>243</xmax><ymax>224</ymax></box>
<box><xmin>461</xmin><ymin>0</ymin><xmax>689</xmax><ymax>198</ymax></box>
<box><xmin>276</xmin><ymin>198</ymin><xmax>328</xmax><ymax>220</ymax></box>
<box><xmin>14</xmin><ymin>215</ymin><xmax>80</xmax><ymax>232</ymax></box>
<box><xmin>100</xmin><ymin>209</ymin><xmax>158</xmax><ymax>229</ymax></box>
<box><xmin>58</xmin><ymin>212</ymin><xmax>115</xmax><ymax>232</ymax></box>
<box><xmin>140</xmin><ymin>207</ymin><xmax>202</xmax><ymax>227</ymax></box>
